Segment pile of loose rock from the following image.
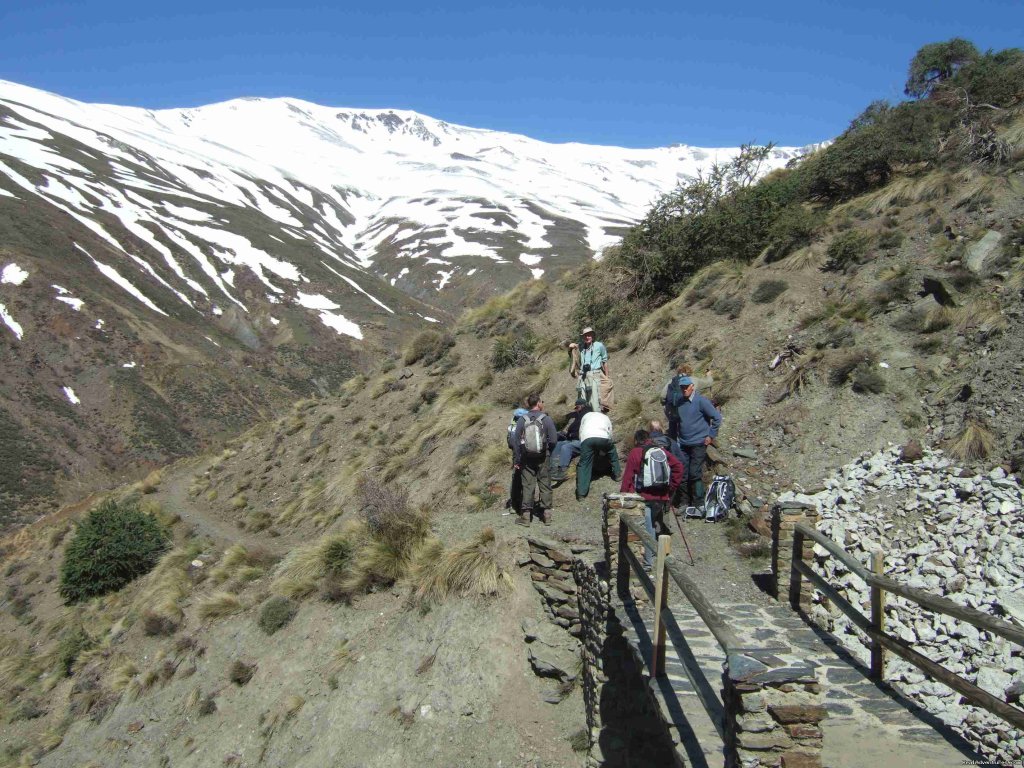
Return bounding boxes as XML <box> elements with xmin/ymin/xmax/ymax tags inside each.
<box><xmin>777</xmin><ymin>446</ymin><xmax>1024</xmax><ymax>763</ymax></box>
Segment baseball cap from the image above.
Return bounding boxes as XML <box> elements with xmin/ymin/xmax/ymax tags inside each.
<box><xmin>513</xmin><ymin>408</ymin><xmax>529</xmax><ymax>418</ymax></box>
<box><xmin>678</xmin><ymin>376</ymin><xmax>694</xmax><ymax>387</ymax></box>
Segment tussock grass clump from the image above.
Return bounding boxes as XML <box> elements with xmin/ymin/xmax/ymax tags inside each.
<box><xmin>779</xmin><ymin>243</ymin><xmax>825</xmax><ymax>271</ymax></box>
<box><xmin>750</xmin><ymin>279</ymin><xmax>789</xmax><ymax>304</ymax></box>
<box><xmin>708</xmin><ymin>371</ymin><xmax>746</xmax><ymax>409</ymax></box>
<box><xmin>209</xmin><ymin>544</ymin><xmax>277</xmax><ymax>588</ymax></box>
<box><xmin>229</xmin><ymin>660</ymin><xmax>256</xmax><ymax>686</ymax></box>
<box><xmin>132</xmin><ymin>544</ymin><xmax>202</xmax><ymax>628</ymax></box>
<box><xmin>403</xmin><ymin>330</ymin><xmax>455</xmax><ymax>366</ymax></box>
<box><xmin>827</xmin><ymin>348</ymin><xmax>877</xmax><ymax>387</ymax></box>
<box><xmin>411</xmin><ymin>528</ymin><xmax>515</xmax><ymax>606</ymax></box>
<box><xmin>491</xmin><ymin>332</ymin><xmax>536</xmax><ymax>372</ymax></box>
<box><xmin>618</xmin><ymin>397</ymin><xmax>645</xmax><ymax>425</ymax></box>
<box><xmin>947</xmin><ymin>419</ymin><xmax>995</xmax><ymax>461</ymax></box>
<box><xmin>629</xmin><ymin>302</ymin><xmax>677</xmax><ymax>352</ymax></box>
<box><xmin>955</xmin><ymin>298</ymin><xmax>1007</xmax><ymax>337</ymax></box>
<box><xmin>258</xmin><ymin>596</ymin><xmax>298</xmax><ymax>635</ymax></box>
<box><xmin>60</xmin><ymin>498</ymin><xmax>169</xmax><ymax>604</ymax></box>
<box><xmin>422</xmin><ymin>403</ymin><xmax>487</xmax><ymax>442</ymax></box>
<box><xmin>197</xmin><ymin>591</ymin><xmax>242</xmax><ymax>620</ymax></box>
<box><xmin>272</xmin><ymin>533</ymin><xmax>353</xmax><ymax>599</ymax></box>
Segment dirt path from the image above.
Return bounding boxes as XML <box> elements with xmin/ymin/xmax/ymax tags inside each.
<box><xmin>159</xmin><ymin>458</ymin><xmax>291</xmax><ymax>555</ymax></box>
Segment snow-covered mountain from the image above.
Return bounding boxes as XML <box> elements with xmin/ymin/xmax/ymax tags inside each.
<box><xmin>0</xmin><ymin>79</ymin><xmax>811</xmax><ymax>522</ymax></box>
<box><xmin>0</xmin><ymin>80</ymin><xmax>809</xmax><ymax>316</ymax></box>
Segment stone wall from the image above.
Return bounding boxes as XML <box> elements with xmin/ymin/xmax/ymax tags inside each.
<box><xmin>521</xmin><ymin>534</ymin><xmax>586</xmax><ymax>637</ymax></box>
<box><xmin>770</xmin><ymin>500</ymin><xmax>820</xmax><ymax>609</ymax></box>
<box><xmin>724</xmin><ymin>652</ymin><xmax>826</xmax><ymax>768</ymax></box>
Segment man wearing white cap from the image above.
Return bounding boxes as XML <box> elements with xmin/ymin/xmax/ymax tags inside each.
<box><xmin>569</xmin><ymin>327</ymin><xmax>613</xmax><ymax>413</ymax></box>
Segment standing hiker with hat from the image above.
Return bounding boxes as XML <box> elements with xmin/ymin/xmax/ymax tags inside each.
<box><xmin>568</xmin><ymin>327</ymin><xmax>614</xmax><ymax>413</ymax></box>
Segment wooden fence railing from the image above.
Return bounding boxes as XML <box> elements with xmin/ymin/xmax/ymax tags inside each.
<box><xmin>618</xmin><ymin>514</ymin><xmax>741</xmax><ymax>673</ymax></box>
<box><xmin>791</xmin><ymin>522</ymin><xmax>1024</xmax><ymax>731</ymax></box>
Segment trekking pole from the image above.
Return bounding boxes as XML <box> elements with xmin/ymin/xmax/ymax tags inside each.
<box><xmin>673</xmin><ymin>513</ymin><xmax>696</xmax><ymax>566</ymax></box>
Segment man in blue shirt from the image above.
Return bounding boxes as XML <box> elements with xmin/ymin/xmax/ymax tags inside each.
<box><xmin>673</xmin><ymin>377</ymin><xmax>722</xmax><ymax>513</ymax></box>
<box><xmin>572</xmin><ymin>327</ymin><xmax>610</xmax><ymax>413</ymax></box>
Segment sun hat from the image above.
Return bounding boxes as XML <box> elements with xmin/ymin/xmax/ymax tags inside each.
<box><xmin>581</xmin><ymin>326</ymin><xmax>594</xmax><ymax>335</ymax></box>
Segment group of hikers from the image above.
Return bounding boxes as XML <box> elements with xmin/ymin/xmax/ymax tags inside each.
<box><xmin>505</xmin><ymin>327</ymin><xmax>723</xmax><ymax>568</ymax></box>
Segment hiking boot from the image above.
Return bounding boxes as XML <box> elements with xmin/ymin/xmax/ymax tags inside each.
<box><xmin>542</xmin><ymin>510</ymin><xmax>552</xmax><ymax>526</ymax></box>
<box><xmin>515</xmin><ymin>512</ymin><xmax>531</xmax><ymax>527</ymax></box>
<box><xmin>551</xmin><ymin>471</ymin><xmax>567</xmax><ymax>487</ymax></box>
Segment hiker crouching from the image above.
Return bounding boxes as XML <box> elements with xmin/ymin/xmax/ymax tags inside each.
<box><xmin>620</xmin><ymin>429</ymin><xmax>683</xmax><ymax>570</ymax></box>
<box><xmin>575</xmin><ymin>409</ymin><xmax>621</xmax><ymax>500</ymax></box>
<box><xmin>512</xmin><ymin>394</ymin><xmax>557</xmax><ymax>526</ymax></box>
<box><xmin>672</xmin><ymin>376</ymin><xmax>722</xmax><ymax>513</ymax></box>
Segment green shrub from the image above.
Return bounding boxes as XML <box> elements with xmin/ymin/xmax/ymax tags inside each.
<box><xmin>60</xmin><ymin>498</ymin><xmax>169</xmax><ymax>603</ymax></box>
<box><xmin>711</xmin><ymin>295</ymin><xmax>745</xmax><ymax>318</ymax></box>
<box><xmin>877</xmin><ymin>229</ymin><xmax>905</xmax><ymax>250</ymax></box>
<box><xmin>258</xmin><ymin>596</ymin><xmax>298</xmax><ymax>635</ymax></box>
<box><xmin>750</xmin><ymin>280</ymin><xmax>789</xmax><ymax>304</ymax></box>
<box><xmin>762</xmin><ymin>204</ymin><xmax>823</xmax><ymax>263</ymax></box>
<box><xmin>491</xmin><ymin>332</ymin><xmax>536</xmax><ymax>372</ymax></box>
<box><xmin>56</xmin><ymin>625</ymin><xmax>93</xmax><ymax>676</ymax></box>
<box><xmin>322</xmin><ymin>538</ymin><xmax>353</xmax><ymax>574</ymax></box>
<box><xmin>403</xmin><ymin>331</ymin><xmax>455</xmax><ymax>366</ymax></box>
<box><xmin>824</xmin><ymin>231</ymin><xmax>871</xmax><ymax>271</ymax></box>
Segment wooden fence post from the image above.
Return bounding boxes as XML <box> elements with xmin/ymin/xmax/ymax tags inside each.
<box><xmin>788</xmin><ymin>527</ymin><xmax>805</xmax><ymax>611</ymax></box>
<box><xmin>652</xmin><ymin>534</ymin><xmax>671</xmax><ymax>677</ymax></box>
<box><xmin>870</xmin><ymin>550</ymin><xmax>886</xmax><ymax>680</ymax></box>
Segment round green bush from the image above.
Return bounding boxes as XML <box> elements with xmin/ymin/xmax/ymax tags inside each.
<box><xmin>59</xmin><ymin>498</ymin><xmax>169</xmax><ymax>604</ymax></box>
<box><xmin>258</xmin><ymin>595</ymin><xmax>298</xmax><ymax>635</ymax></box>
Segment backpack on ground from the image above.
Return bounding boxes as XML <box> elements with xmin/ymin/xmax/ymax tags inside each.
<box><xmin>637</xmin><ymin>445</ymin><xmax>671</xmax><ymax>491</ymax></box>
<box><xmin>704</xmin><ymin>475</ymin><xmax>735</xmax><ymax>522</ymax></box>
<box><xmin>522</xmin><ymin>413</ymin><xmax>548</xmax><ymax>459</ymax></box>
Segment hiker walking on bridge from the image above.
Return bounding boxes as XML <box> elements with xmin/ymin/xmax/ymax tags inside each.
<box><xmin>620</xmin><ymin>429</ymin><xmax>683</xmax><ymax>570</ymax></box>
<box><xmin>512</xmin><ymin>394</ymin><xmax>557</xmax><ymax>526</ymax></box>
<box><xmin>672</xmin><ymin>377</ymin><xmax>722</xmax><ymax>514</ymax></box>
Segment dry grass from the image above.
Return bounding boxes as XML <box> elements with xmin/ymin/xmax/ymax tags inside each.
<box><xmin>481</xmin><ymin>441</ymin><xmax>511</xmax><ymax>477</ymax></box>
<box><xmin>107</xmin><ymin>658</ymin><xmax>139</xmax><ymax>693</ymax></box>
<box><xmin>411</xmin><ymin>528</ymin><xmax>515</xmax><ymax>606</ymax></box>
<box><xmin>779</xmin><ymin>242</ymin><xmax>826</xmax><ymax>271</ymax></box>
<box><xmin>272</xmin><ymin>532</ymin><xmax>355</xmax><ymax>599</ymax></box>
<box><xmin>708</xmin><ymin>370</ymin><xmax>747</xmax><ymax>408</ymax></box>
<box><xmin>421</xmin><ymin>403</ymin><xmax>487</xmax><ymax>442</ymax></box>
<box><xmin>954</xmin><ymin>298</ymin><xmax>1007</xmax><ymax>337</ymax></box>
<box><xmin>131</xmin><ymin>545</ymin><xmax>202</xmax><ymax>627</ymax></box>
<box><xmin>629</xmin><ymin>301</ymin><xmax>678</xmax><ymax>352</ymax></box>
<box><xmin>324</xmin><ymin>640</ymin><xmax>352</xmax><ymax>686</ymax></box>
<box><xmin>617</xmin><ymin>396</ymin><xmax>645</xmax><ymax>426</ymax></box>
<box><xmin>947</xmin><ymin>419</ymin><xmax>996</xmax><ymax>461</ymax></box>
<box><xmin>923</xmin><ymin>305</ymin><xmax>955</xmax><ymax>332</ymax></box>
<box><xmin>209</xmin><ymin>545</ymin><xmax>276</xmax><ymax>589</ymax></box>
<box><xmin>196</xmin><ymin>592</ymin><xmax>242</xmax><ymax>621</ymax></box>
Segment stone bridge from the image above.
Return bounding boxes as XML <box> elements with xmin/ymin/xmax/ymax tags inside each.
<box><xmin>523</xmin><ymin>495</ymin><xmax>988</xmax><ymax>768</ymax></box>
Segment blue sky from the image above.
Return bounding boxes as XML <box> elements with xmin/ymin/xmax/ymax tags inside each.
<box><xmin>1</xmin><ymin>1</ymin><xmax>1020</xmax><ymax>148</ymax></box>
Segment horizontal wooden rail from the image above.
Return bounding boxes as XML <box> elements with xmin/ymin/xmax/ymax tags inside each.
<box><xmin>622</xmin><ymin>514</ymin><xmax>741</xmax><ymax>654</ymax></box>
<box><xmin>795</xmin><ymin>524</ymin><xmax>1024</xmax><ymax>647</ymax></box>
<box><xmin>792</xmin><ymin>524</ymin><xmax>1024</xmax><ymax>731</ymax></box>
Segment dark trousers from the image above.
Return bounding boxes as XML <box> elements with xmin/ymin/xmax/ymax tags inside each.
<box><xmin>520</xmin><ymin>457</ymin><xmax>552</xmax><ymax>515</ymax></box>
<box><xmin>509</xmin><ymin>467</ymin><xmax>523</xmax><ymax>511</ymax></box>
<box><xmin>677</xmin><ymin>443</ymin><xmax>707</xmax><ymax>508</ymax></box>
<box><xmin>576</xmin><ymin>437</ymin><xmax>622</xmax><ymax>499</ymax></box>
